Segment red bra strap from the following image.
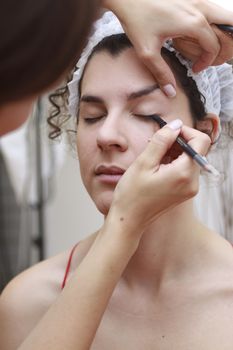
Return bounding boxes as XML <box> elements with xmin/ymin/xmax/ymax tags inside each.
<box><xmin>61</xmin><ymin>243</ymin><xmax>79</xmax><ymax>289</ymax></box>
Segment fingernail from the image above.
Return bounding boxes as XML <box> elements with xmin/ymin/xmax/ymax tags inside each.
<box><xmin>167</xmin><ymin>119</ymin><xmax>183</xmax><ymax>130</ymax></box>
<box><xmin>163</xmin><ymin>84</ymin><xmax>176</xmax><ymax>98</ymax></box>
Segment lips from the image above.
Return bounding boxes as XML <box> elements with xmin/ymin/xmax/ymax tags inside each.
<box><xmin>95</xmin><ymin>165</ymin><xmax>125</xmax><ymax>184</ymax></box>
<box><xmin>95</xmin><ymin>165</ymin><xmax>125</xmax><ymax>176</ymax></box>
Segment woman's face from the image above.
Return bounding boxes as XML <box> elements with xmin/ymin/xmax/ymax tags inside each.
<box><xmin>77</xmin><ymin>48</ymin><xmax>194</xmax><ymax>215</ymax></box>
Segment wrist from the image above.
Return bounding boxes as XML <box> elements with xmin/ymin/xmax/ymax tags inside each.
<box><xmin>101</xmin><ymin>0</ymin><xmax>118</xmax><ymax>10</ymax></box>
<box><xmin>100</xmin><ymin>0</ymin><xmax>129</xmax><ymax>21</ymax></box>
<box><xmin>100</xmin><ymin>205</ymin><xmax>145</xmax><ymax>252</ymax></box>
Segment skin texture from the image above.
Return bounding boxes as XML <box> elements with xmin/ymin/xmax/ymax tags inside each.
<box><xmin>1</xmin><ymin>47</ymin><xmax>233</xmax><ymax>350</ymax></box>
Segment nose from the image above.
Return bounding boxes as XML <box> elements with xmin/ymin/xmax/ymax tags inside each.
<box><xmin>96</xmin><ymin>113</ymin><xmax>128</xmax><ymax>152</ymax></box>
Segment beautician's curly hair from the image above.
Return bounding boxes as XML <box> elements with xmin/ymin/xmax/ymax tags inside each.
<box><xmin>48</xmin><ymin>33</ymin><xmax>206</xmax><ymax>139</ymax></box>
<box><xmin>0</xmin><ymin>0</ymin><xmax>99</xmax><ymax>105</ymax></box>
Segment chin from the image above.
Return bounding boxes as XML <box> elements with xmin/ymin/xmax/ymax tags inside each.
<box><xmin>94</xmin><ymin>196</ymin><xmax>112</xmax><ymax>216</ymax></box>
<box><xmin>99</xmin><ymin>207</ymin><xmax>110</xmax><ymax>216</ymax></box>
<box><xmin>97</xmin><ymin>202</ymin><xmax>111</xmax><ymax>216</ymax></box>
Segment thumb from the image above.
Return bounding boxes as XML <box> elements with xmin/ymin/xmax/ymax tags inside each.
<box><xmin>145</xmin><ymin>119</ymin><xmax>183</xmax><ymax>167</ymax></box>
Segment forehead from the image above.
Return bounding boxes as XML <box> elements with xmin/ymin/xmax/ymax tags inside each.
<box><xmin>81</xmin><ymin>48</ymin><xmax>156</xmax><ymax>96</ymax></box>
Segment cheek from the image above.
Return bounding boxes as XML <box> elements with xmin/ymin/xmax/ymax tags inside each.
<box><xmin>77</xmin><ymin>126</ymin><xmax>96</xmax><ymax>154</ymax></box>
<box><xmin>77</xmin><ymin>138</ymin><xmax>90</xmax><ymax>157</ymax></box>
<box><xmin>76</xmin><ymin>133</ymin><xmax>95</xmax><ymax>176</ymax></box>
<box><xmin>129</xmin><ymin>122</ymin><xmax>157</xmax><ymax>155</ymax></box>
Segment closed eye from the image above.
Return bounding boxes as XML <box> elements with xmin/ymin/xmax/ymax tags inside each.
<box><xmin>134</xmin><ymin>113</ymin><xmax>164</xmax><ymax>128</ymax></box>
<box><xmin>83</xmin><ymin>115</ymin><xmax>106</xmax><ymax>124</ymax></box>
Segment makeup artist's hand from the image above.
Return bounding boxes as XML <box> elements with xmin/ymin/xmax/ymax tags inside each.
<box><xmin>103</xmin><ymin>0</ymin><xmax>233</xmax><ymax>97</ymax></box>
<box><xmin>110</xmin><ymin>120</ymin><xmax>211</xmax><ymax>233</ymax></box>
<box><xmin>173</xmin><ymin>24</ymin><xmax>233</xmax><ymax>66</ymax></box>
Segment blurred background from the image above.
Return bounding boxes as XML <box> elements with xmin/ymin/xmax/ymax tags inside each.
<box><xmin>0</xmin><ymin>98</ymin><xmax>103</xmax><ymax>291</ymax></box>
<box><xmin>0</xmin><ymin>91</ymin><xmax>232</xmax><ymax>292</ymax></box>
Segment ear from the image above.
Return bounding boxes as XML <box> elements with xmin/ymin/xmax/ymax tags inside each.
<box><xmin>196</xmin><ymin>113</ymin><xmax>220</xmax><ymax>144</ymax></box>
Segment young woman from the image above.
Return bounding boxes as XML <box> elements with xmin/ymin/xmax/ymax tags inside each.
<box><xmin>1</xmin><ymin>11</ymin><xmax>233</xmax><ymax>350</ymax></box>
<box><xmin>1</xmin><ymin>2</ymin><xmax>233</xmax><ymax>350</ymax></box>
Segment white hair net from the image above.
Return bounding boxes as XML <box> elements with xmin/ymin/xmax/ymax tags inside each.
<box><xmin>68</xmin><ymin>11</ymin><xmax>233</xmax><ymax>126</ymax></box>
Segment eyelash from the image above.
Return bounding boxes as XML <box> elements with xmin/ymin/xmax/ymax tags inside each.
<box><xmin>83</xmin><ymin>115</ymin><xmax>105</xmax><ymax>124</ymax></box>
<box><xmin>134</xmin><ymin>113</ymin><xmax>162</xmax><ymax>124</ymax></box>
<box><xmin>134</xmin><ymin>113</ymin><xmax>153</xmax><ymax>119</ymax></box>
<box><xmin>82</xmin><ymin>113</ymin><xmax>162</xmax><ymax>125</ymax></box>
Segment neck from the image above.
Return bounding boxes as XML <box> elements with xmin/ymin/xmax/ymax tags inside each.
<box><xmin>121</xmin><ymin>200</ymin><xmax>211</xmax><ymax>292</ymax></box>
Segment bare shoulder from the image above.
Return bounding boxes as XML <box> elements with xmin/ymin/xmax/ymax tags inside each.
<box><xmin>0</xmin><ymin>232</ymin><xmax>97</xmax><ymax>307</ymax></box>
<box><xmin>0</xmin><ymin>233</ymin><xmax>97</xmax><ymax>349</ymax></box>
<box><xmin>0</xmin><ymin>249</ymin><xmax>73</xmax><ymax>349</ymax></box>
<box><xmin>66</xmin><ymin>232</ymin><xmax>98</xmax><ymax>279</ymax></box>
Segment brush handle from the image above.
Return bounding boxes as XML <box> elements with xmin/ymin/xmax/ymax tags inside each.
<box><xmin>176</xmin><ymin>136</ymin><xmax>198</xmax><ymax>158</ymax></box>
<box><xmin>216</xmin><ymin>24</ymin><xmax>233</xmax><ymax>38</ymax></box>
<box><xmin>150</xmin><ymin>114</ymin><xmax>205</xmax><ymax>161</ymax></box>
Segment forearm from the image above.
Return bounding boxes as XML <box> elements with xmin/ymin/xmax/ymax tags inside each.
<box><xmin>101</xmin><ymin>0</ymin><xmax>132</xmax><ymax>20</ymax></box>
<box><xmin>19</xmin><ymin>213</ymin><xmax>142</xmax><ymax>350</ymax></box>
<box><xmin>101</xmin><ymin>0</ymin><xmax>123</xmax><ymax>9</ymax></box>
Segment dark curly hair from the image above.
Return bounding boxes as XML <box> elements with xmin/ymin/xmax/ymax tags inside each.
<box><xmin>48</xmin><ymin>33</ymin><xmax>206</xmax><ymax>139</ymax></box>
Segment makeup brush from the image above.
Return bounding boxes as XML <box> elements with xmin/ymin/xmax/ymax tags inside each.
<box><xmin>148</xmin><ymin>114</ymin><xmax>221</xmax><ymax>178</ymax></box>
<box><xmin>216</xmin><ymin>24</ymin><xmax>233</xmax><ymax>38</ymax></box>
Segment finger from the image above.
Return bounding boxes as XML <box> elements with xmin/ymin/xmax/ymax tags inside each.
<box><xmin>136</xmin><ymin>38</ymin><xmax>177</xmax><ymax>98</ymax></box>
<box><xmin>203</xmin><ymin>1</ymin><xmax>233</xmax><ymax>26</ymax></box>
<box><xmin>191</xmin><ymin>0</ymin><xmax>233</xmax><ymax>71</ymax></box>
<box><xmin>142</xmin><ymin>119</ymin><xmax>183</xmax><ymax>168</ymax></box>
<box><xmin>210</xmin><ymin>25</ymin><xmax>233</xmax><ymax>65</ymax></box>
<box><xmin>173</xmin><ymin>37</ymin><xmax>202</xmax><ymax>62</ymax></box>
<box><xmin>180</xmin><ymin>125</ymin><xmax>211</xmax><ymax>155</ymax></box>
<box><xmin>191</xmin><ymin>1</ymin><xmax>233</xmax><ymax>70</ymax></box>
<box><xmin>190</xmin><ymin>23</ymin><xmax>220</xmax><ymax>72</ymax></box>
<box><xmin>153</xmin><ymin>150</ymin><xmax>201</xmax><ymax>205</ymax></box>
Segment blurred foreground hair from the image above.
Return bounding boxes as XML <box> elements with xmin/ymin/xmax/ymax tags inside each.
<box><xmin>0</xmin><ymin>0</ymin><xmax>99</xmax><ymax>105</ymax></box>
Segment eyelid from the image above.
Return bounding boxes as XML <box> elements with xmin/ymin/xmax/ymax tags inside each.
<box><xmin>134</xmin><ymin>113</ymin><xmax>163</xmax><ymax>127</ymax></box>
<box><xmin>82</xmin><ymin>114</ymin><xmax>106</xmax><ymax>124</ymax></box>
<box><xmin>79</xmin><ymin>104</ymin><xmax>106</xmax><ymax>116</ymax></box>
<box><xmin>131</xmin><ymin>100</ymin><xmax>161</xmax><ymax>115</ymax></box>
<box><xmin>79</xmin><ymin>105</ymin><xmax>107</xmax><ymax>116</ymax></box>
<box><xmin>134</xmin><ymin>113</ymin><xmax>159</xmax><ymax>120</ymax></box>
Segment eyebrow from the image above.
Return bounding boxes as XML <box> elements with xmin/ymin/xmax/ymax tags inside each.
<box><xmin>80</xmin><ymin>83</ymin><xmax>159</xmax><ymax>104</ymax></box>
<box><xmin>80</xmin><ymin>95</ymin><xmax>104</xmax><ymax>104</ymax></box>
<box><xmin>128</xmin><ymin>83</ymin><xmax>159</xmax><ymax>100</ymax></box>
